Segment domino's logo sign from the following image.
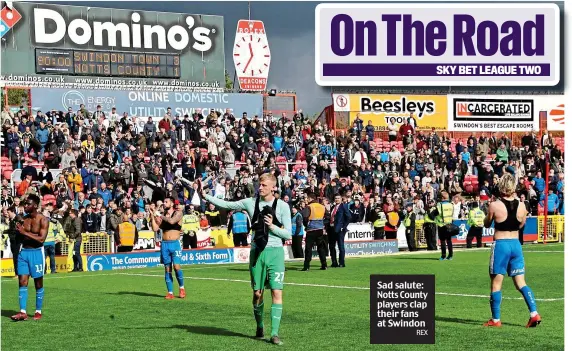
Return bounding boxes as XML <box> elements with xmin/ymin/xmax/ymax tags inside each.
<box><xmin>0</xmin><ymin>4</ymin><xmax>22</xmax><ymax>38</ymax></box>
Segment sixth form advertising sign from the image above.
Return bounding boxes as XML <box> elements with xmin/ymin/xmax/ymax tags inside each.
<box><xmin>315</xmin><ymin>3</ymin><xmax>560</xmax><ymax>86</ymax></box>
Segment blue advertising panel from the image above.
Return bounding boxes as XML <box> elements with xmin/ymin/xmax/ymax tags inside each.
<box><xmin>312</xmin><ymin>240</ymin><xmax>398</xmax><ymax>258</ymax></box>
<box><xmin>87</xmin><ymin>248</ymin><xmax>234</xmax><ymax>271</ymax></box>
<box><xmin>30</xmin><ymin>88</ymin><xmax>263</xmax><ymax>118</ymax></box>
<box><xmin>452</xmin><ymin>217</ymin><xmax>537</xmax><ymax>240</ymax></box>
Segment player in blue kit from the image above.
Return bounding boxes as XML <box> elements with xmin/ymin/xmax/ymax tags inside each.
<box><xmin>150</xmin><ymin>197</ymin><xmax>186</xmax><ymax>299</ymax></box>
<box><xmin>11</xmin><ymin>194</ymin><xmax>49</xmax><ymax>321</ymax></box>
<box><xmin>483</xmin><ymin>174</ymin><xmax>541</xmax><ymax>328</ymax></box>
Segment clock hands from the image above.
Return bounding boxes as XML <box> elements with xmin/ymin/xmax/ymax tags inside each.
<box><xmin>243</xmin><ymin>42</ymin><xmax>254</xmax><ymax>73</ymax></box>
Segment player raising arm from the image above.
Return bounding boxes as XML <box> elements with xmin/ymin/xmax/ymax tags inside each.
<box><xmin>483</xmin><ymin>174</ymin><xmax>541</xmax><ymax>328</ymax></box>
<box><xmin>203</xmin><ymin>173</ymin><xmax>292</xmax><ymax>345</ymax></box>
<box><xmin>12</xmin><ymin>194</ymin><xmax>49</xmax><ymax>321</ymax></box>
<box><xmin>150</xmin><ymin>197</ymin><xmax>186</xmax><ymax>299</ymax></box>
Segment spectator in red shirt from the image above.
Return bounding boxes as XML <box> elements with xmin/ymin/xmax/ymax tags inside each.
<box><xmin>399</xmin><ymin>121</ymin><xmax>414</xmax><ymax>140</ymax></box>
<box><xmin>158</xmin><ymin>115</ymin><xmax>171</xmax><ymax>132</ymax></box>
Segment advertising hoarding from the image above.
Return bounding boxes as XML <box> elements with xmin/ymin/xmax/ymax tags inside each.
<box><xmin>333</xmin><ymin>94</ymin><xmax>448</xmax><ymax>131</ymax></box>
<box><xmin>30</xmin><ymin>88</ymin><xmax>263</xmax><ymax>118</ymax></box>
<box><xmin>1</xmin><ymin>2</ymin><xmax>224</xmax><ymax>90</ymax></box>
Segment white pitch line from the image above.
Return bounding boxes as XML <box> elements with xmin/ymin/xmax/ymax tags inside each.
<box><xmin>1</xmin><ymin>271</ymin><xmax>564</xmax><ymax>302</ymax></box>
<box><xmin>522</xmin><ymin>250</ymin><xmax>564</xmax><ymax>253</ymax></box>
<box><xmin>118</xmin><ymin>273</ymin><xmax>565</xmax><ymax>302</ymax></box>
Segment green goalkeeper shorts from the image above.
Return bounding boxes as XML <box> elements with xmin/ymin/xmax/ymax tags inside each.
<box><xmin>249</xmin><ymin>246</ymin><xmax>285</xmax><ymax>291</ymax></box>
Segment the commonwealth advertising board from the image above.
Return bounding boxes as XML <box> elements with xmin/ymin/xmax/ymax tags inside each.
<box><xmin>0</xmin><ymin>2</ymin><xmax>224</xmax><ymax>90</ymax></box>
<box><xmin>333</xmin><ymin>94</ymin><xmax>448</xmax><ymax>131</ymax></box>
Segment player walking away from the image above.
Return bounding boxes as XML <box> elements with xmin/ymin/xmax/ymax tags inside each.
<box><xmin>483</xmin><ymin>174</ymin><xmax>541</xmax><ymax>328</ymax></box>
<box><xmin>11</xmin><ymin>194</ymin><xmax>49</xmax><ymax>321</ymax></box>
<box><xmin>150</xmin><ymin>197</ymin><xmax>185</xmax><ymax>299</ymax></box>
<box><xmin>203</xmin><ymin>173</ymin><xmax>292</xmax><ymax>345</ymax></box>
<box><xmin>466</xmin><ymin>202</ymin><xmax>485</xmax><ymax>248</ymax></box>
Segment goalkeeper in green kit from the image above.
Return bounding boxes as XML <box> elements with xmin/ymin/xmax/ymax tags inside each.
<box><xmin>203</xmin><ymin>173</ymin><xmax>292</xmax><ymax>345</ymax></box>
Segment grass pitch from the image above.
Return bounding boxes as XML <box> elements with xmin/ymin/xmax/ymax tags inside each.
<box><xmin>1</xmin><ymin>243</ymin><xmax>564</xmax><ymax>351</ymax></box>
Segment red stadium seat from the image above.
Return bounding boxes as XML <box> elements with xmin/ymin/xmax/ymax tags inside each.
<box><xmin>276</xmin><ymin>156</ymin><xmax>286</xmax><ymax>163</ymax></box>
<box><xmin>3</xmin><ymin>170</ymin><xmax>12</xmax><ymax>180</ymax></box>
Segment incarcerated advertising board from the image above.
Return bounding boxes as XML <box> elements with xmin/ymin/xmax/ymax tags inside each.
<box><xmin>448</xmin><ymin>95</ymin><xmax>540</xmax><ymax>131</ymax></box>
<box><xmin>333</xmin><ymin>94</ymin><xmax>448</xmax><ymax>131</ymax></box>
<box><xmin>30</xmin><ymin>88</ymin><xmax>263</xmax><ymax>119</ymax></box>
<box><xmin>1</xmin><ymin>2</ymin><xmax>224</xmax><ymax>90</ymax></box>
<box><xmin>316</xmin><ymin>3</ymin><xmax>560</xmax><ymax>86</ymax></box>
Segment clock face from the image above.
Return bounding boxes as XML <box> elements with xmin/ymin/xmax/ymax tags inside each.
<box><xmin>233</xmin><ymin>34</ymin><xmax>271</xmax><ymax>77</ymax></box>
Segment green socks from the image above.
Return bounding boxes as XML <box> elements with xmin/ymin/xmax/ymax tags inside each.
<box><xmin>253</xmin><ymin>302</ymin><xmax>264</xmax><ymax>329</ymax></box>
<box><xmin>254</xmin><ymin>302</ymin><xmax>283</xmax><ymax>337</ymax></box>
<box><xmin>271</xmin><ymin>304</ymin><xmax>283</xmax><ymax>337</ymax></box>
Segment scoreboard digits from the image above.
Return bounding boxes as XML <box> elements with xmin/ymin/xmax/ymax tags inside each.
<box><xmin>35</xmin><ymin>49</ymin><xmax>181</xmax><ymax>78</ymax></box>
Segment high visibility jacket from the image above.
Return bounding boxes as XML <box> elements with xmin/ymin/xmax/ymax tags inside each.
<box><xmin>307</xmin><ymin>202</ymin><xmax>326</xmax><ymax>230</ymax></box>
<box><xmin>468</xmin><ymin>208</ymin><xmax>485</xmax><ymax>228</ymax></box>
<box><xmin>231</xmin><ymin>212</ymin><xmax>249</xmax><ymax>234</ymax></box>
<box><xmin>291</xmin><ymin>212</ymin><xmax>305</xmax><ymax>237</ymax></box>
<box><xmin>118</xmin><ymin>222</ymin><xmax>136</xmax><ymax>246</ymax></box>
<box><xmin>424</xmin><ymin>207</ymin><xmax>436</xmax><ymax>224</ymax></box>
<box><xmin>373</xmin><ymin>213</ymin><xmax>386</xmax><ymax>228</ymax></box>
<box><xmin>45</xmin><ymin>220</ymin><xmax>66</xmax><ymax>245</ymax></box>
<box><xmin>387</xmin><ymin>212</ymin><xmax>399</xmax><ymax>227</ymax></box>
<box><xmin>404</xmin><ymin>212</ymin><xmax>414</xmax><ymax>227</ymax></box>
<box><xmin>182</xmin><ymin>213</ymin><xmax>200</xmax><ymax>233</ymax></box>
<box><xmin>436</xmin><ymin>201</ymin><xmax>454</xmax><ymax>227</ymax></box>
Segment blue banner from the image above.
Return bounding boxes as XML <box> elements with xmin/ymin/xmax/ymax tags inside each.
<box><xmin>87</xmin><ymin>248</ymin><xmax>234</xmax><ymax>271</ymax></box>
<box><xmin>452</xmin><ymin>217</ymin><xmax>537</xmax><ymax>240</ymax></box>
<box><xmin>344</xmin><ymin>240</ymin><xmax>399</xmax><ymax>256</ymax></box>
<box><xmin>312</xmin><ymin>239</ymin><xmax>398</xmax><ymax>258</ymax></box>
<box><xmin>30</xmin><ymin>88</ymin><xmax>263</xmax><ymax>119</ymax></box>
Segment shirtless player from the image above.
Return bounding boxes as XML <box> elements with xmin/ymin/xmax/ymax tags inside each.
<box><xmin>150</xmin><ymin>197</ymin><xmax>186</xmax><ymax>299</ymax></box>
<box><xmin>11</xmin><ymin>194</ymin><xmax>49</xmax><ymax>321</ymax></box>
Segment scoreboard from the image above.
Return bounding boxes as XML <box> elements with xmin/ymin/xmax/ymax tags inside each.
<box><xmin>35</xmin><ymin>49</ymin><xmax>180</xmax><ymax>78</ymax></box>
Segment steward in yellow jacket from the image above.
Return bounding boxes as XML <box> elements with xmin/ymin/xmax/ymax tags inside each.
<box><xmin>115</xmin><ymin>215</ymin><xmax>139</xmax><ymax>253</ymax></box>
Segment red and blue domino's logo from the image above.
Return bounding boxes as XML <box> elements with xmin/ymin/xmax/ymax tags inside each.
<box><xmin>0</xmin><ymin>4</ymin><xmax>22</xmax><ymax>38</ymax></box>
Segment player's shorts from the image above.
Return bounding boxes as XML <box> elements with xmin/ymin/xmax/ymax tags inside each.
<box><xmin>489</xmin><ymin>238</ymin><xmax>525</xmax><ymax>277</ymax></box>
<box><xmin>17</xmin><ymin>247</ymin><xmax>45</xmax><ymax>279</ymax></box>
<box><xmin>250</xmin><ymin>246</ymin><xmax>285</xmax><ymax>291</ymax></box>
<box><xmin>161</xmin><ymin>240</ymin><xmax>182</xmax><ymax>266</ymax></box>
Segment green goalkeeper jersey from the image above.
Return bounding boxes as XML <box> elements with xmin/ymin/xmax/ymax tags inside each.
<box><xmin>204</xmin><ymin>194</ymin><xmax>292</xmax><ymax>247</ymax></box>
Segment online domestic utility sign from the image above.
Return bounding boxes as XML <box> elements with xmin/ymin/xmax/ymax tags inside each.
<box><xmin>315</xmin><ymin>3</ymin><xmax>560</xmax><ymax>86</ymax></box>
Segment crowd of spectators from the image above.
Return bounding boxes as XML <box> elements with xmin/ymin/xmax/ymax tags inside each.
<box><xmin>0</xmin><ymin>102</ymin><xmax>565</xmax><ymax>253</ymax></box>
